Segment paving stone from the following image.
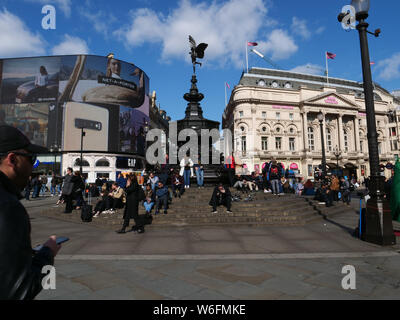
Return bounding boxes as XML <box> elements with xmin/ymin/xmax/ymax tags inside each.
<box><xmin>260</xmin><ymin>277</ymin><xmax>317</xmax><ymax>297</ymax></box>
<box><xmin>135</xmin><ymin>276</ymin><xmax>203</xmax><ymax>300</ymax></box>
<box><xmin>216</xmin><ymin>281</ymin><xmax>268</xmax><ymax>299</ymax></box>
<box><xmin>305</xmin><ymin>287</ymin><xmax>365</xmax><ymax>300</ymax></box>
<box><xmin>70</xmin><ymin>271</ymin><xmax>127</xmax><ymax>291</ymax></box>
<box><xmin>180</xmin><ymin>288</ymin><xmax>234</xmax><ymax>300</ymax></box>
<box><xmin>95</xmin><ymin>285</ymin><xmax>136</xmax><ymax>300</ymax></box>
<box><xmin>55</xmin><ymin>262</ymin><xmax>98</xmax><ymax>279</ymax></box>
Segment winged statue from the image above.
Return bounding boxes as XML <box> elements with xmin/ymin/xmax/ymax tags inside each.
<box><xmin>189</xmin><ymin>35</ymin><xmax>208</xmax><ymax>73</ymax></box>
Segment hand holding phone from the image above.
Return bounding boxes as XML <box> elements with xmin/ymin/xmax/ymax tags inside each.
<box><xmin>34</xmin><ymin>236</ymin><xmax>68</xmax><ymax>256</ymax></box>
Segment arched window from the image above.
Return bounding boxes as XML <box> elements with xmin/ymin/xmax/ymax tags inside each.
<box><xmin>74</xmin><ymin>158</ymin><xmax>89</xmax><ymax>167</ymax></box>
<box><xmin>343</xmin><ymin>130</ymin><xmax>349</xmax><ymax>152</ymax></box>
<box><xmin>95</xmin><ymin>159</ymin><xmax>110</xmax><ymax>167</ymax></box>
<box><xmin>326</xmin><ymin>128</ymin><xmax>332</xmax><ymax>152</ymax></box>
<box><xmin>308</xmin><ymin>127</ymin><xmax>314</xmax><ymax>151</ymax></box>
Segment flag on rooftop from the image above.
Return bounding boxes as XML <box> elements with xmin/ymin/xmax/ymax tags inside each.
<box><xmin>326</xmin><ymin>52</ymin><xmax>336</xmax><ymax>59</ymax></box>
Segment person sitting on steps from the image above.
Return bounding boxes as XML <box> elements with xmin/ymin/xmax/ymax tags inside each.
<box><xmin>155</xmin><ymin>181</ymin><xmax>169</xmax><ymax>215</ymax></box>
<box><xmin>209</xmin><ymin>183</ymin><xmax>232</xmax><ymax>214</ymax></box>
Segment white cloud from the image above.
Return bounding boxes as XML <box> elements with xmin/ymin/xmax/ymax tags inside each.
<box><xmin>257</xmin><ymin>29</ymin><xmax>298</xmax><ymax>61</ymax></box>
<box><xmin>80</xmin><ymin>10</ymin><xmax>117</xmax><ymax>38</ymax></box>
<box><xmin>290</xmin><ymin>63</ymin><xmax>325</xmax><ymax>76</ymax></box>
<box><xmin>0</xmin><ymin>9</ymin><xmax>45</xmax><ymax>58</ymax></box>
<box><xmin>376</xmin><ymin>53</ymin><xmax>400</xmax><ymax>81</ymax></box>
<box><xmin>115</xmin><ymin>0</ymin><xmax>269</xmax><ymax>68</ymax></box>
<box><xmin>25</xmin><ymin>0</ymin><xmax>72</xmax><ymax>17</ymax></box>
<box><xmin>291</xmin><ymin>17</ymin><xmax>311</xmax><ymax>40</ymax></box>
<box><xmin>51</xmin><ymin>35</ymin><xmax>89</xmax><ymax>55</ymax></box>
<box><xmin>316</xmin><ymin>26</ymin><xmax>326</xmax><ymax>35</ymax></box>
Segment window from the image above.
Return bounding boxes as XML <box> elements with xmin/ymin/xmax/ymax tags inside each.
<box><xmin>308</xmin><ymin>127</ymin><xmax>315</xmax><ymax>151</ymax></box>
<box><xmin>74</xmin><ymin>158</ymin><xmax>89</xmax><ymax>167</ymax></box>
<box><xmin>344</xmin><ymin>130</ymin><xmax>349</xmax><ymax>152</ymax></box>
<box><xmin>95</xmin><ymin>159</ymin><xmax>110</xmax><ymax>167</ymax></box>
<box><xmin>391</xmin><ymin>140</ymin><xmax>398</xmax><ymax>151</ymax></box>
<box><xmin>289</xmin><ymin>138</ymin><xmax>295</xmax><ymax>151</ymax></box>
<box><xmin>378</xmin><ymin>142</ymin><xmax>382</xmax><ymax>155</ymax></box>
<box><xmin>261</xmin><ymin>137</ymin><xmax>268</xmax><ymax>151</ymax></box>
<box><xmin>390</xmin><ymin>127</ymin><xmax>397</xmax><ymax>137</ymax></box>
<box><xmin>262</xmin><ymin>111</ymin><xmax>266</xmax><ymax>118</ymax></box>
<box><xmin>239</xmin><ymin>111</ymin><xmax>243</xmax><ymax>118</ymax></box>
<box><xmin>275</xmin><ymin>137</ymin><xmax>282</xmax><ymax>150</ymax></box>
<box><xmin>360</xmin><ymin>140</ymin><xmax>363</xmax><ymax>153</ymax></box>
<box><xmin>241</xmin><ymin>136</ymin><xmax>246</xmax><ymax>153</ymax></box>
<box><xmin>289</xmin><ymin>113</ymin><xmax>294</xmax><ymax>120</ymax></box>
<box><xmin>326</xmin><ymin>128</ymin><xmax>332</xmax><ymax>152</ymax></box>
<box><xmin>276</xmin><ymin>112</ymin><xmax>280</xmax><ymax>120</ymax></box>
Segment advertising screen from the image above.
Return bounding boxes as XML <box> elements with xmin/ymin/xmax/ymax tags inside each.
<box><xmin>119</xmin><ymin>95</ymin><xmax>150</xmax><ymax>155</ymax></box>
<box><xmin>0</xmin><ymin>102</ymin><xmax>53</xmax><ymax>147</ymax></box>
<box><xmin>63</xmin><ymin>102</ymin><xmax>109</xmax><ymax>152</ymax></box>
<box><xmin>1</xmin><ymin>57</ymin><xmax>60</xmax><ymax>104</ymax></box>
<box><xmin>59</xmin><ymin>55</ymin><xmax>149</xmax><ymax>108</ymax></box>
<box><xmin>0</xmin><ymin>55</ymin><xmax>150</xmax><ymax>155</ymax></box>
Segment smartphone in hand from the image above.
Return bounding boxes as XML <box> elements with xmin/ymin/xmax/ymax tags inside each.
<box><xmin>33</xmin><ymin>237</ymin><xmax>69</xmax><ymax>251</ymax></box>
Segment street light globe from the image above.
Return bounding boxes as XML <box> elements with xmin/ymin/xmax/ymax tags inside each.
<box><xmin>317</xmin><ymin>111</ymin><xmax>324</xmax><ymax>122</ymax></box>
<box><xmin>351</xmin><ymin>0</ymin><xmax>370</xmax><ymax>15</ymax></box>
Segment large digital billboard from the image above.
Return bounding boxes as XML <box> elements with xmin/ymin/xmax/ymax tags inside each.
<box><xmin>59</xmin><ymin>55</ymin><xmax>149</xmax><ymax>108</ymax></box>
<box><xmin>1</xmin><ymin>57</ymin><xmax>60</xmax><ymax>104</ymax></box>
<box><xmin>0</xmin><ymin>55</ymin><xmax>150</xmax><ymax>155</ymax></box>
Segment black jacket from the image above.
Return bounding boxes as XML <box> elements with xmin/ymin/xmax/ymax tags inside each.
<box><xmin>209</xmin><ymin>186</ymin><xmax>232</xmax><ymax>206</ymax></box>
<box><xmin>0</xmin><ymin>171</ymin><xmax>54</xmax><ymax>300</ymax></box>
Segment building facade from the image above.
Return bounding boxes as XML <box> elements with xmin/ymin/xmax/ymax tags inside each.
<box><xmin>223</xmin><ymin>68</ymin><xmax>400</xmax><ymax>180</ymax></box>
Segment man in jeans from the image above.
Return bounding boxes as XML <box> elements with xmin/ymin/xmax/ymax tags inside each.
<box><xmin>268</xmin><ymin>160</ymin><xmax>281</xmax><ymax>195</ymax></box>
<box><xmin>340</xmin><ymin>177</ymin><xmax>351</xmax><ymax>205</ymax></box>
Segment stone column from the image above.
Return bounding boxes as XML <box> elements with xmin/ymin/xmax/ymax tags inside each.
<box><xmin>338</xmin><ymin>114</ymin><xmax>344</xmax><ymax>152</ymax></box>
<box><xmin>302</xmin><ymin>111</ymin><xmax>308</xmax><ymax>151</ymax></box>
<box><xmin>322</xmin><ymin>112</ymin><xmax>327</xmax><ymax>152</ymax></box>
<box><xmin>355</xmin><ymin>116</ymin><xmax>360</xmax><ymax>153</ymax></box>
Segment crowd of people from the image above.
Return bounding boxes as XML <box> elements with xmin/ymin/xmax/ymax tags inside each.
<box><xmin>23</xmin><ymin>156</ymin><xmax>377</xmax><ymax>233</ymax></box>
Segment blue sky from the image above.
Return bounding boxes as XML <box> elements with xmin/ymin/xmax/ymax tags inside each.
<box><xmin>1</xmin><ymin>0</ymin><xmax>399</xmax><ymax>123</ymax></box>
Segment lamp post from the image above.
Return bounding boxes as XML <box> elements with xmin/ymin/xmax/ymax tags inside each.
<box><xmin>317</xmin><ymin>111</ymin><xmax>327</xmax><ymax>178</ymax></box>
<box><xmin>334</xmin><ymin>146</ymin><xmax>341</xmax><ymax>177</ymax></box>
<box><xmin>338</xmin><ymin>0</ymin><xmax>396</xmax><ymax>245</ymax></box>
<box><xmin>80</xmin><ymin>128</ymin><xmax>86</xmax><ymax>174</ymax></box>
<box><xmin>49</xmin><ymin>144</ymin><xmax>61</xmax><ymax>175</ymax></box>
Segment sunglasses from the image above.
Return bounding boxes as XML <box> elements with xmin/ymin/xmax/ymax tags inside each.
<box><xmin>7</xmin><ymin>152</ymin><xmax>37</xmax><ymax>165</ymax></box>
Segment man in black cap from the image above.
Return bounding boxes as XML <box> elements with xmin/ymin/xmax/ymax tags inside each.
<box><xmin>0</xmin><ymin>125</ymin><xmax>61</xmax><ymax>300</ymax></box>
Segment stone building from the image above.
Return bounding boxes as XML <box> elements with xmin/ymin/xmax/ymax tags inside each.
<box><xmin>222</xmin><ymin>68</ymin><xmax>400</xmax><ymax>180</ymax></box>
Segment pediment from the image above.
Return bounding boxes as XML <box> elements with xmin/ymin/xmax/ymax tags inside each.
<box><xmin>301</xmin><ymin>92</ymin><xmax>360</xmax><ymax>109</ymax></box>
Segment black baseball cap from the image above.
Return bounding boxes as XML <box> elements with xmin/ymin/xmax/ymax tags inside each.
<box><xmin>0</xmin><ymin>125</ymin><xmax>49</xmax><ymax>154</ymax></box>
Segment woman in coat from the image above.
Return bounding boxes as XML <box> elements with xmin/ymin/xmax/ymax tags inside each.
<box><xmin>116</xmin><ymin>174</ymin><xmax>144</xmax><ymax>234</ymax></box>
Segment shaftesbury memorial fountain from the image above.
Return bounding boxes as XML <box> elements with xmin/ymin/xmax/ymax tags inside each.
<box><xmin>176</xmin><ymin>36</ymin><xmax>222</xmax><ymax>182</ymax></box>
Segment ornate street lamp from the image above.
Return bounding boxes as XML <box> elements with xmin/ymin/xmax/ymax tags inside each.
<box><xmin>338</xmin><ymin>0</ymin><xmax>396</xmax><ymax>245</ymax></box>
<box><xmin>317</xmin><ymin>111</ymin><xmax>327</xmax><ymax>178</ymax></box>
<box><xmin>334</xmin><ymin>146</ymin><xmax>341</xmax><ymax>177</ymax></box>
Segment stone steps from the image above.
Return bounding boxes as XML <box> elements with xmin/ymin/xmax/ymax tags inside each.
<box><xmin>39</xmin><ymin>189</ymin><xmax>350</xmax><ymax>229</ymax></box>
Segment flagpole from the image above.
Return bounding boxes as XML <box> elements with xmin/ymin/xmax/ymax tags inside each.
<box><xmin>246</xmin><ymin>41</ymin><xmax>249</xmax><ymax>73</ymax></box>
<box><xmin>325</xmin><ymin>51</ymin><xmax>329</xmax><ymax>87</ymax></box>
<box><xmin>225</xmin><ymin>82</ymin><xmax>227</xmax><ymax>106</ymax></box>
